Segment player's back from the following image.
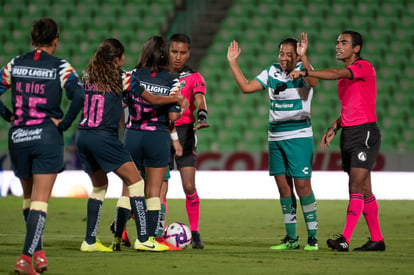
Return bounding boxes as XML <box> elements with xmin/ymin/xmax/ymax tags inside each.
<box><xmin>10</xmin><ymin>50</ymin><xmax>76</xmax><ymax>127</ymax></box>
<box><xmin>127</xmin><ymin>67</ymin><xmax>180</xmax><ymax>132</ymax></box>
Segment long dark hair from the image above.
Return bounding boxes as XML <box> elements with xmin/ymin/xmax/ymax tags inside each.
<box><xmin>84</xmin><ymin>38</ymin><xmax>125</xmax><ymax>95</ymax></box>
<box><xmin>31</xmin><ymin>17</ymin><xmax>59</xmax><ymax>47</ymax></box>
<box><xmin>135</xmin><ymin>36</ymin><xmax>169</xmax><ymax>72</ymax></box>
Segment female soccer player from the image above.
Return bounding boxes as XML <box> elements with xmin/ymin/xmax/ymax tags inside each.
<box><xmin>0</xmin><ymin>18</ymin><xmax>85</xmax><ymax>274</ymax></box>
<box><xmin>116</xmin><ymin>36</ymin><xmax>184</xmax><ymax>251</ymax></box>
<box><xmin>227</xmin><ymin>33</ymin><xmax>319</xmax><ymax>251</ymax></box>
<box><xmin>77</xmin><ymin>38</ymin><xmax>186</xmax><ymax>253</ymax></box>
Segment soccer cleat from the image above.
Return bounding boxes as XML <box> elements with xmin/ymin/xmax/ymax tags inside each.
<box><xmin>134</xmin><ymin>236</ymin><xmax>169</xmax><ymax>252</ymax></box>
<box><xmin>327</xmin><ymin>234</ymin><xmax>349</xmax><ymax>252</ymax></box>
<box><xmin>156</xmin><ymin>237</ymin><xmax>182</xmax><ymax>251</ymax></box>
<box><xmin>80</xmin><ymin>239</ymin><xmax>113</xmax><ymax>252</ymax></box>
<box><xmin>109</xmin><ymin>222</ymin><xmax>131</xmax><ymax>247</ymax></box>
<box><xmin>270</xmin><ymin>235</ymin><xmax>300</xmax><ymax>250</ymax></box>
<box><xmin>121</xmin><ymin>228</ymin><xmax>131</xmax><ymax>247</ymax></box>
<box><xmin>353</xmin><ymin>238</ymin><xmax>386</xmax><ymax>251</ymax></box>
<box><xmin>112</xmin><ymin>237</ymin><xmax>122</xmax><ymax>251</ymax></box>
<box><xmin>304</xmin><ymin>236</ymin><xmax>319</xmax><ymax>251</ymax></box>
<box><xmin>33</xmin><ymin>250</ymin><xmax>48</xmax><ymax>273</ymax></box>
<box><xmin>191</xmin><ymin>231</ymin><xmax>205</xmax><ymax>249</ymax></box>
<box><xmin>14</xmin><ymin>255</ymin><xmax>39</xmax><ymax>275</ymax></box>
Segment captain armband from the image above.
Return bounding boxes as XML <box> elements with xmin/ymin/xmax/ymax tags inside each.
<box><xmin>197</xmin><ymin>109</ymin><xmax>208</xmax><ymax>123</ymax></box>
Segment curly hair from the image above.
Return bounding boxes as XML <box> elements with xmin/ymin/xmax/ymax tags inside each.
<box><xmin>84</xmin><ymin>38</ymin><xmax>125</xmax><ymax>95</ymax></box>
<box><xmin>31</xmin><ymin>17</ymin><xmax>59</xmax><ymax>47</ymax></box>
<box><xmin>135</xmin><ymin>36</ymin><xmax>169</xmax><ymax>72</ymax></box>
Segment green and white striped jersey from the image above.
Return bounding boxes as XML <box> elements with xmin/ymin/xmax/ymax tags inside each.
<box><xmin>255</xmin><ymin>61</ymin><xmax>313</xmax><ymax>141</ymax></box>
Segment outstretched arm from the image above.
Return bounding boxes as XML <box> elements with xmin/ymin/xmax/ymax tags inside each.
<box><xmin>227</xmin><ymin>40</ymin><xmax>263</xmax><ymax>94</ymax></box>
<box><xmin>290</xmin><ymin>67</ymin><xmax>352</xmax><ymax>81</ymax></box>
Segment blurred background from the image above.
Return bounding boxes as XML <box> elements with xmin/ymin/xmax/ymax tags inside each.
<box><xmin>0</xmin><ymin>0</ymin><xmax>413</xmax><ymax>171</ymax></box>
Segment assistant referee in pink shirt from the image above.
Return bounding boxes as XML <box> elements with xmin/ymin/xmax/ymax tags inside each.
<box><xmin>289</xmin><ymin>30</ymin><xmax>385</xmax><ymax>252</ymax></box>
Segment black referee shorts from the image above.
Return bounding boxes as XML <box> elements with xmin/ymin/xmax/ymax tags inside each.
<box><xmin>170</xmin><ymin>123</ymin><xmax>197</xmax><ymax>169</ymax></box>
<box><xmin>340</xmin><ymin>122</ymin><xmax>381</xmax><ymax>173</ymax></box>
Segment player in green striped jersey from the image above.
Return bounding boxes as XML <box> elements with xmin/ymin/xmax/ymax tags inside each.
<box><xmin>227</xmin><ymin>33</ymin><xmax>319</xmax><ymax>250</ymax></box>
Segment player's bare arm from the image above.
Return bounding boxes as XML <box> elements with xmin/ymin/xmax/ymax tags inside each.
<box><xmin>227</xmin><ymin>40</ymin><xmax>263</xmax><ymax>94</ymax></box>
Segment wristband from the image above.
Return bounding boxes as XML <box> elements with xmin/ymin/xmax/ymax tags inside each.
<box><xmin>329</xmin><ymin>126</ymin><xmax>337</xmax><ymax>135</ymax></box>
<box><xmin>301</xmin><ymin>68</ymin><xmax>308</xmax><ymax>77</ymax></box>
<box><xmin>170</xmin><ymin>132</ymin><xmax>179</xmax><ymax>141</ymax></box>
<box><xmin>197</xmin><ymin>109</ymin><xmax>208</xmax><ymax>123</ymax></box>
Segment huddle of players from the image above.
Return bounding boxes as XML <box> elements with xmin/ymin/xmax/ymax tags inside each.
<box><xmin>78</xmin><ymin>34</ymin><xmax>207</xmax><ymax>254</ymax></box>
<box><xmin>2</xmin><ymin>17</ymin><xmax>207</xmax><ymax>275</ymax></box>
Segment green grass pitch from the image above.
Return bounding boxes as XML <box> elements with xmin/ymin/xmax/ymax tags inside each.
<box><xmin>0</xmin><ymin>197</ymin><xmax>413</xmax><ymax>274</ymax></box>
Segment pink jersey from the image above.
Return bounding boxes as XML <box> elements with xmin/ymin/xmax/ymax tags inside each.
<box><xmin>338</xmin><ymin>59</ymin><xmax>377</xmax><ymax>127</ymax></box>
<box><xmin>174</xmin><ymin>66</ymin><xmax>206</xmax><ymax>126</ymax></box>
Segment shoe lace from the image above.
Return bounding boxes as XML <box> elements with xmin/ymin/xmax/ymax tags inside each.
<box><xmin>281</xmin><ymin>235</ymin><xmax>297</xmax><ymax>243</ymax></box>
<box><xmin>308</xmin><ymin>236</ymin><xmax>318</xmax><ymax>246</ymax></box>
<box><xmin>361</xmin><ymin>238</ymin><xmax>373</xmax><ymax>248</ymax></box>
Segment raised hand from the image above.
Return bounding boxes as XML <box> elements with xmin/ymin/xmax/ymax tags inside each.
<box><xmin>296</xmin><ymin>32</ymin><xmax>308</xmax><ymax>58</ymax></box>
<box><xmin>227</xmin><ymin>40</ymin><xmax>242</xmax><ymax>63</ymax></box>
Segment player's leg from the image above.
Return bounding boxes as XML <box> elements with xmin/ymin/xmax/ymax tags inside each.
<box><xmin>15</xmin><ymin>176</ymin><xmax>54</xmax><ymax>274</ymax></box>
<box><xmin>175</xmin><ymin>124</ymin><xmax>204</xmax><ymax>248</ymax></box>
<box><xmin>268</xmin><ymin>141</ymin><xmax>299</xmax><ymax>250</ymax></box>
<box><xmin>158</xmin><ymin>171</ymin><xmax>169</xmax><ymax>238</ymax></box>
<box><xmin>80</xmin><ymin>169</ymin><xmax>112</xmax><ymax>252</ymax></box>
<box><xmin>351</xmin><ymin>169</ymin><xmax>385</xmax><ymax>251</ymax></box>
<box><xmin>270</xmin><ymin>175</ymin><xmax>300</xmax><ymax>250</ymax></box>
<box><xmin>111</xmin><ymin>182</ymin><xmax>131</xmax><ymax>250</ymax></box>
<box><xmin>295</xmin><ymin>179</ymin><xmax>318</xmax><ymax>250</ymax></box>
<box><xmin>13</xmin><ymin>144</ymin><xmax>62</xmax><ymax>273</ymax></box>
<box><xmin>289</xmin><ymin>137</ymin><xmax>318</xmax><ymax>250</ymax></box>
<box><xmin>352</xmin><ymin>124</ymin><xmax>385</xmax><ymax>251</ymax></box>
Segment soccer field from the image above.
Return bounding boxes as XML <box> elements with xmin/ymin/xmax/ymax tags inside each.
<box><xmin>0</xmin><ymin>197</ymin><xmax>413</xmax><ymax>274</ymax></box>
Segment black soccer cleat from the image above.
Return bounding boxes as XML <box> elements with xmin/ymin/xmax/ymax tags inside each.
<box><xmin>191</xmin><ymin>231</ymin><xmax>205</xmax><ymax>249</ymax></box>
<box><xmin>327</xmin><ymin>234</ymin><xmax>349</xmax><ymax>252</ymax></box>
<box><xmin>353</xmin><ymin>238</ymin><xmax>385</xmax><ymax>251</ymax></box>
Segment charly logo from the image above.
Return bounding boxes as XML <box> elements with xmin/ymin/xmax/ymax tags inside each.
<box><xmin>358</xmin><ymin>151</ymin><xmax>367</xmax><ymax>161</ymax></box>
<box><xmin>11</xmin><ymin>128</ymin><xmax>43</xmax><ymax>143</ymax></box>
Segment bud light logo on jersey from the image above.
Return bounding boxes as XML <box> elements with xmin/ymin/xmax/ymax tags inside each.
<box><xmin>140</xmin><ymin>81</ymin><xmax>169</xmax><ymax>95</ymax></box>
<box><xmin>12</xmin><ymin>66</ymin><xmax>56</xmax><ymax>79</ymax></box>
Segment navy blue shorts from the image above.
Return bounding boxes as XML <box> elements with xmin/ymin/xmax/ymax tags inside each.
<box><xmin>124</xmin><ymin>129</ymin><xmax>171</xmax><ymax>170</ymax></box>
<box><xmin>340</xmin><ymin>123</ymin><xmax>381</xmax><ymax>172</ymax></box>
<box><xmin>9</xmin><ymin>143</ymin><xmax>64</xmax><ymax>179</ymax></box>
<box><xmin>76</xmin><ymin>130</ymin><xmax>133</xmax><ymax>174</ymax></box>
